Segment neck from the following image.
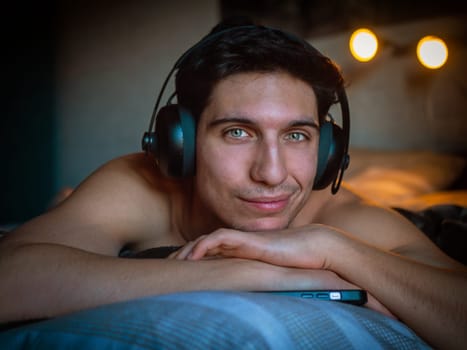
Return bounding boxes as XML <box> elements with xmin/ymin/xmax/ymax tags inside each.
<box><xmin>178</xmin><ymin>179</ymin><xmax>224</xmax><ymax>241</ymax></box>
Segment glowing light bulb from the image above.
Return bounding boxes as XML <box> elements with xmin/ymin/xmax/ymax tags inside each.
<box><xmin>416</xmin><ymin>36</ymin><xmax>448</xmax><ymax>69</ymax></box>
<box><xmin>349</xmin><ymin>28</ymin><xmax>378</xmax><ymax>62</ymax></box>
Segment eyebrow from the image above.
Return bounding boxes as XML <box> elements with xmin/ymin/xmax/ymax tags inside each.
<box><xmin>288</xmin><ymin>119</ymin><xmax>320</xmax><ymax>130</ymax></box>
<box><xmin>208</xmin><ymin>117</ymin><xmax>320</xmax><ymax>130</ymax></box>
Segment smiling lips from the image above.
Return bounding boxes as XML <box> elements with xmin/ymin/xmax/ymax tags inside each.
<box><xmin>241</xmin><ymin>195</ymin><xmax>291</xmax><ymax>213</ymax></box>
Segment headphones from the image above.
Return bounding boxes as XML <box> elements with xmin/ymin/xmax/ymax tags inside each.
<box><xmin>142</xmin><ymin>25</ymin><xmax>350</xmax><ymax>194</ymax></box>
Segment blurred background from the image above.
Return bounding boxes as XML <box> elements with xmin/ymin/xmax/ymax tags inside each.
<box><xmin>1</xmin><ymin>0</ymin><xmax>466</xmax><ymax>223</ymax></box>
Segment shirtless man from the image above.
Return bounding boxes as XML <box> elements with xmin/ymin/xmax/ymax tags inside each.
<box><xmin>0</xmin><ymin>20</ymin><xmax>465</xmax><ymax>349</ymax></box>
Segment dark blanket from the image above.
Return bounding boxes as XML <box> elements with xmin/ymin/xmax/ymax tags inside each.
<box><xmin>395</xmin><ymin>205</ymin><xmax>467</xmax><ymax>265</ymax></box>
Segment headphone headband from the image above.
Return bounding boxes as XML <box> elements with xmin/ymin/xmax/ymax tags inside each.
<box><xmin>331</xmin><ymin>88</ymin><xmax>350</xmax><ymax>193</ymax></box>
<box><xmin>146</xmin><ymin>25</ymin><xmax>259</xmax><ymax>136</ymax></box>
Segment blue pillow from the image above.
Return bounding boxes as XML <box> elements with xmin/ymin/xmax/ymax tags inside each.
<box><xmin>0</xmin><ymin>291</ymin><xmax>430</xmax><ymax>349</ymax></box>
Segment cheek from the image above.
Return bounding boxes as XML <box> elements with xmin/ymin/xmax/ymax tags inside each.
<box><xmin>287</xmin><ymin>147</ymin><xmax>318</xmax><ymax>186</ymax></box>
<box><xmin>196</xmin><ymin>143</ymin><xmax>246</xmax><ymax>188</ymax></box>
<box><xmin>194</xmin><ymin>144</ymin><xmax>248</xmax><ymax>217</ymax></box>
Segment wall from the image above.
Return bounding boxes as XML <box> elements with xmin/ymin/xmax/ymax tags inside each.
<box><xmin>57</xmin><ymin>11</ymin><xmax>465</xmax><ymax>193</ymax></box>
<box><xmin>56</xmin><ymin>0</ymin><xmax>220</xmax><ymax>189</ymax></box>
<box><xmin>311</xmin><ymin>16</ymin><xmax>466</xmax><ymax>153</ymax></box>
<box><xmin>2</xmin><ymin>3</ymin><xmax>464</xmax><ymax>223</ymax></box>
<box><xmin>1</xmin><ymin>2</ymin><xmax>57</xmax><ymax>223</ymax></box>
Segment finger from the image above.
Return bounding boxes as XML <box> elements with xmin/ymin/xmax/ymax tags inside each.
<box><xmin>172</xmin><ymin>235</ymin><xmax>209</xmax><ymax>260</ymax></box>
<box><xmin>192</xmin><ymin>230</ymin><xmax>275</xmax><ymax>262</ymax></box>
<box><xmin>166</xmin><ymin>241</ymin><xmax>197</xmax><ymax>260</ymax></box>
<box><xmin>187</xmin><ymin>243</ymin><xmax>224</xmax><ymax>260</ymax></box>
<box><xmin>188</xmin><ymin>230</ymin><xmax>249</xmax><ymax>260</ymax></box>
<box><xmin>166</xmin><ymin>246</ymin><xmax>186</xmax><ymax>259</ymax></box>
<box><xmin>167</xmin><ymin>250</ymin><xmax>180</xmax><ymax>259</ymax></box>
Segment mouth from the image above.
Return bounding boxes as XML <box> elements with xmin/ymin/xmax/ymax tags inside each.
<box><xmin>240</xmin><ymin>195</ymin><xmax>291</xmax><ymax>213</ymax></box>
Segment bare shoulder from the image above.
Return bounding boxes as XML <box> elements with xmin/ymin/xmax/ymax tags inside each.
<box><xmin>317</xmin><ymin>185</ymin><xmax>419</xmax><ymax>248</ymax></box>
<box><xmin>3</xmin><ymin>153</ymin><xmax>185</xmax><ymax>255</ymax></box>
<box><xmin>315</xmin><ymin>185</ymin><xmax>461</xmax><ymax>268</ymax></box>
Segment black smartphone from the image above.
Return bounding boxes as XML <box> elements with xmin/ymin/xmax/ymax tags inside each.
<box><xmin>256</xmin><ymin>289</ymin><xmax>367</xmax><ymax>306</ymax></box>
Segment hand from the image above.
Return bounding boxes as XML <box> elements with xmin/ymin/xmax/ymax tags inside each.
<box><xmin>169</xmin><ymin>227</ymin><xmax>394</xmax><ymax>318</ymax></box>
<box><xmin>170</xmin><ymin>225</ymin><xmax>343</xmax><ymax>270</ymax></box>
<box><xmin>171</xmin><ymin>249</ymin><xmax>394</xmax><ymax>317</ymax></box>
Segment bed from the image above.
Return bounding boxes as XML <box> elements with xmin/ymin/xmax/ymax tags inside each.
<box><xmin>345</xmin><ymin>148</ymin><xmax>467</xmax><ymax>211</ymax></box>
<box><xmin>345</xmin><ymin>148</ymin><xmax>467</xmax><ymax>265</ymax></box>
<box><xmin>1</xmin><ymin>291</ymin><xmax>432</xmax><ymax>349</ymax></box>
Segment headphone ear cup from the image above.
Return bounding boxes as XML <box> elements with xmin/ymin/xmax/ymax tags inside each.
<box><xmin>313</xmin><ymin>121</ymin><xmax>345</xmax><ymax>190</ymax></box>
<box><xmin>154</xmin><ymin>105</ymin><xmax>196</xmax><ymax>177</ymax></box>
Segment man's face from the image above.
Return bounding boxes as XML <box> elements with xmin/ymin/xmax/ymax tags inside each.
<box><xmin>195</xmin><ymin>71</ymin><xmax>320</xmax><ymax>231</ymax></box>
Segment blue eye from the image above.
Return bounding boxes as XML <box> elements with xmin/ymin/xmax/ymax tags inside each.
<box><xmin>227</xmin><ymin>128</ymin><xmax>248</xmax><ymax>138</ymax></box>
<box><xmin>286</xmin><ymin>132</ymin><xmax>307</xmax><ymax>142</ymax></box>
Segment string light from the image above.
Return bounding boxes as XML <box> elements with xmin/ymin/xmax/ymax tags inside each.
<box><xmin>349</xmin><ymin>28</ymin><xmax>378</xmax><ymax>62</ymax></box>
<box><xmin>416</xmin><ymin>36</ymin><xmax>448</xmax><ymax>69</ymax></box>
<box><xmin>348</xmin><ymin>29</ymin><xmax>449</xmax><ymax>70</ymax></box>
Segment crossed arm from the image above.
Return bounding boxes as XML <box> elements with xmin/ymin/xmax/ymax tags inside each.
<box><xmin>0</xmin><ymin>233</ymin><xmax>369</xmax><ymax>323</ymax></box>
<box><xmin>1</xmin><ymin>210</ymin><xmax>465</xmax><ymax>349</ymax></box>
<box><xmin>171</xmin><ymin>219</ymin><xmax>467</xmax><ymax>350</ymax></box>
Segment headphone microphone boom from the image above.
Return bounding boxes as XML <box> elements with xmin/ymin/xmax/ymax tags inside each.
<box><xmin>142</xmin><ymin>25</ymin><xmax>350</xmax><ymax>194</ymax></box>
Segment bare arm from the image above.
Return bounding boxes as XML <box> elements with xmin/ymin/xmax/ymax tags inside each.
<box><xmin>0</xmin><ymin>154</ymin><xmax>357</xmax><ymax>323</ymax></box>
<box><xmin>0</xmin><ymin>241</ymin><xmax>347</xmax><ymax>322</ymax></box>
<box><xmin>178</xmin><ymin>209</ymin><xmax>467</xmax><ymax>350</ymax></box>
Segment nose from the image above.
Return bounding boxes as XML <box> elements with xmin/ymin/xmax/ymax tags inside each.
<box><xmin>250</xmin><ymin>139</ymin><xmax>288</xmax><ymax>186</ymax></box>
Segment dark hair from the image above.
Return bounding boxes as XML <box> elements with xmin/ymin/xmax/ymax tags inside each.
<box><xmin>175</xmin><ymin>18</ymin><xmax>344</xmax><ymax>125</ymax></box>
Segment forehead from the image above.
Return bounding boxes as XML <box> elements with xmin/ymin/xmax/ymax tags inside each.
<box><xmin>200</xmin><ymin>71</ymin><xmax>318</xmax><ymax>126</ymax></box>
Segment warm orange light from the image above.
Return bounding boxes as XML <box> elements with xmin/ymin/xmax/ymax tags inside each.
<box><xmin>416</xmin><ymin>36</ymin><xmax>448</xmax><ymax>69</ymax></box>
<box><xmin>349</xmin><ymin>28</ymin><xmax>378</xmax><ymax>62</ymax></box>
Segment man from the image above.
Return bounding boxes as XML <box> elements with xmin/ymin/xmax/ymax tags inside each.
<box><xmin>0</xmin><ymin>20</ymin><xmax>465</xmax><ymax>349</ymax></box>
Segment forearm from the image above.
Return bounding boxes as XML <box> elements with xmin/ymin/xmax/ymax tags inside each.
<box><xmin>328</xmin><ymin>235</ymin><xmax>467</xmax><ymax>350</ymax></box>
<box><xmin>0</xmin><ymin>242</ymin><xmax>343</xmax><ymax>323</ymax></box>
<box><xmin>0</xmin><ymin>243</ymin><xmax>244</xmax><ymax>322</ymax></box>
<box><xmin>172</xmin><ymin>222</ymin><xmax>467</xmax><ymax>348</ymax></box>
